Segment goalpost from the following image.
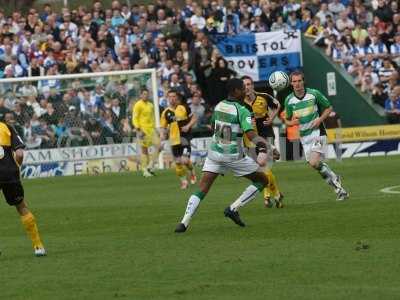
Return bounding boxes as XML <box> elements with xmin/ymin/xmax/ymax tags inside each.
<box><xmin>0</xmin><ymin>68</ymin><xmax>164</xmax><ymax>171</ymax></box>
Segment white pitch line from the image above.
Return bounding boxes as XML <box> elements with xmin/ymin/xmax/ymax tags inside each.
<box><xmin>287</xmin><ymin>193</ymin><xmax>398</xmax><ymax>206</ymax></box>
<box><xmin>380</xmin><ymin>185</ymin><xmax>400</xmax><ymax>194</ymax></box>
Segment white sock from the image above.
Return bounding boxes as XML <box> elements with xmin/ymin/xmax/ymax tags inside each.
<box><xmin>230</xmin><ymin>185</ymin><xmax>259</xmax><ymax>212</ymax></box>
<box><xmin>319</xmin><ymin>162</ymin><xmax>340</xmax><ymax>190</ymax></box>
<box><xmin>181</xmin><ymin>195</ymin><xmax>201</xmax><ymax>227</ymax></box>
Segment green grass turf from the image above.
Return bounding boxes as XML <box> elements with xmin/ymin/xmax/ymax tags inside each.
<box><xmin>1</xmin><ymin>156</ymin><xmax>400</xmax><ymax>300</ymax></box>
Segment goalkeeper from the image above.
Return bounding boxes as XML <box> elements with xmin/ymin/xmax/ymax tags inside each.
<box><xmin>132</xmin><ymin>88</ymin><xmax>159</xmax><ymax>177</ymax></box>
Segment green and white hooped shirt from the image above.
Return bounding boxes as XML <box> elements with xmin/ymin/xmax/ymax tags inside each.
<box><xmin>284</xmin><ymin>88</ymin><xmax>331</xmax><ymax>141</ymax></box>
<box><xmin>208</xmin><ymin>100</ymin><xmax>253</xmax><ymax>162</ymax></box>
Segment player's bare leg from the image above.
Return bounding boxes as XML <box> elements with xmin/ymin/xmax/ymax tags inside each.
<box><xmin>309</xmin><ymin>152</ymin><xmax>348</xmax><ymax>201</ymax></box>
<box><xmin>175</xmin><ymin>171</ymin><xmax>219</xmax><ymax>232</ymax></box>
<box><xmin>17</xmin><ymin>200</ymin><xmax>46</xmax><ymax>257</ymax></box>
<box><xmin>225</xmin><ymin>171</ymin><xmax>268</xmax><ymax>227</ymax></box>
<box><xmin>182</xmin><ymin>156</ymin><xmax>196</xmax><ymax>185</ymax></box>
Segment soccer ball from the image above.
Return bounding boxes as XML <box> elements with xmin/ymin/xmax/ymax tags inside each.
<box><xmin>268</xmin><ymin>71</ymin><xmax>289</xmax><ymax>91</ymax></box>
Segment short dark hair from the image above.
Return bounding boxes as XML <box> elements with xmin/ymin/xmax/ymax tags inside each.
<box><xmin>226</xmin><ymin>78</ymin><xmax>244</xmax><ymax>94</ymax></box>
<box><xmin>140</xmin><ymin>87</ymin><xmax>149</xmax><ymax>94</ymax></box>
<box><xmin>241</xmin><ymin>75</ymin><xmax>253</xmax><ymax>83</ymax></box>
<box><xmin>289</xmin><ymin>70</ymin><xmax>305</xmax><ymax>82</ymax></box>
<box><xmin>167</xmin><ymin>89</ymin><xmax>178</xmax><ymax>95</ymax></box>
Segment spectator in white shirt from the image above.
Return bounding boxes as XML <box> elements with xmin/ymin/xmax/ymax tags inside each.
<box><xmin>328</xmin><ymin>0</ymin><xmax>346</xmax><ymax>19</ymax></box>
<box><xmin>4</xmin><ymin>55</ymin><xmax>24</xmax><ymax>77</ymax></box>
<box><xmin>336</xmin><ymin>11</ymin><xmax>355</xmax><ymax>32</ymax></box>
<box><xmin>161</xmin><ymin>59</ymin><xmax>174</xmax><ymax>82</ymax></box>
<box><xmin>250</xmin><ymin>16</ymin><xmax>267</xmax><ymax>32</ymax></box>
<box><xmin>354</xmin><ymin>38</ymin><xmax>372</xmax><ymax>61</ymax></box>
<box><xmin>58</xmin><ymin>12</ymin><xmax>78</xmax><ymax>41</ymax></box>
<box><xmin>270</xmin><ymin>15</ymin><xmax>289</xmax><ymax>32</ymax></box>
<box><xmin>325</xmin><ymin>18</ymin><xmax>341</xmax><ymax>38</ymax></box>
<box><xmin>331</xmin><ymin>40</ymin><xmax>352</xmax><ymax>69</ymax></box>
<box><xmin>347</xmin><ymin>58</ymin><xmax>364</xmax><ymax>84</ymax></box>
<box><xmin>283</xmin><ymin>0</ymin><xmax>300</xmax><ymax>17</ymax></box>
<box><xmin>190</xmin><ymin>8</ymin><xmax>206</xmax><ymax>30</ymax></box>
<box><xmin>79</xmin><ymin>89</ymin><xmax>98</xmax><ymax>117</ymax></box>
<box><xmin>18</xmin><ymin>82</ymin><xmax>38</xmax><ymax>98</ymax></box>
<box><xmin>369</xmin><ymin>34</ymin><xmax>388</xmax><ymax>59</ymax></box>
<box><xmin>121</xmin><ymin>4</ymin><xmax>131</xmax><ymax>20</ymax></box>
<box><xmin>390</xmin><ymin>33</ymin><xmax>400</xmax><ymax>65</ymax></box>
<box><xmin>360</xmin><ymin>65</ymin><xmax>379</xmax><ymax>93</ymax></box>
<box><xmin>378</xmin><ymin>57</ymin><xmax>396</xmax><ymax>83</ymax></box>
<box><xmin>188</xmin><ymin>91</ymin><xmax>205</xmax><ymax>129</ymax></box>
<box><xmin>316</xmin><ymin>3</ymin><xmax>334</xmax><ymax>25</ymax></box>
<box><xmin>43</xmin><ymin>48</ymin><xmax>56</xmax><ymax>69</ymax></box>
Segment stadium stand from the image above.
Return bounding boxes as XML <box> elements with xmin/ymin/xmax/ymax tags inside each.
<box><xmin>0</xmin><ymin>0</ymin><xmax>399</xmax><ymax>150</ymax></box>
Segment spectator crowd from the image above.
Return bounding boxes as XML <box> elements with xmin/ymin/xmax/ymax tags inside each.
<box><xmin>0</xmin><ymin>0</ymin><xmax>399</xmax><ymax>149</ymax></box>
<box><xmin>303</xmin><ymin>0</ymin><xmax>400</xmax><ymax>123</ymax></box>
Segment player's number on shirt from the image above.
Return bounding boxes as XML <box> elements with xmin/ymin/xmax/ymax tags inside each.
<box><xmin>215</xmin><ymin>123</ymin><xmax>232</xmax><ymax>144</ymax></box>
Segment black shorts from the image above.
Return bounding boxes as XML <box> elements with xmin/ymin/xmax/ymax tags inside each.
<box><xmin>256</xmin><ymin>118</ymin><xmax>275</xmax><ymax>138</ymax></box>
<box><xmin>171</xmin><ymin>144</ymin><xmax>191</xmax><ymax>158</ymax></box>
<box><xmin>0</xmin><ymin>181</ymin><xmax>24</xmax><ymax>206</ymax></box>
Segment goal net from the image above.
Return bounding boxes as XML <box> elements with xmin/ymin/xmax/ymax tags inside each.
<box><xmin>0</xmin><ymin>69</ymin><xmax>161</xmax><ymax>171</ymax></box>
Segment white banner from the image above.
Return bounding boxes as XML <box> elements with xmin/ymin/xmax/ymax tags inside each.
<box><xmin>23</xmin><ymin>143</ymin><xmax>138</xmax><ymax>164</ymax></box>
<box><xmin>21</xmin><ymin>157</ymin><xmax>140</xmax><ymax>179</ymax></box>
<box><xmin>20</xmin><ymin>137</ymin><xmax>400</xmax><ymax>179</ymax></box>
<box><xmin>212</xmin><ymin>30</ymin><xmax>303</xmax><ymax>81</ymax></box>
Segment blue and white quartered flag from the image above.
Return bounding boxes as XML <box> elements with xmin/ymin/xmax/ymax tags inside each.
<box><xmin>211</xmin><ymin>30</ymin><xmax>303</xmax><ymax>81</ymax></box>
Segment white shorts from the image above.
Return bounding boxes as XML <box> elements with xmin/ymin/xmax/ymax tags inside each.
<box><xmin>244</xmin><ymin>147</ymin><xmax>274</xmax><ymax>172</ymax></box>
<box><xmin>301</xmin><ymin>135</ymin><xmax>327</xmax><ymax>162</ymax></box>
<box><xmin>202</xmin><ymin>155</ymin><xmax>261</xmax><ymax>177</ymax></box>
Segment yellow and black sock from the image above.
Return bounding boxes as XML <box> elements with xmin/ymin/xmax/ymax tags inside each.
<box><xmin>264</xmin><ymin>169</ymin><xmax>280</xmax><ymax>199</ymax></box>
<box><xmin>21</xmin><ymin>212</ymin><xmax>44</xmax><ymax>249</ymax></box>
<box><xmin>175</xmin><ymin>163</ymin><xmax>187</xmax><ymax>181</ymax></box>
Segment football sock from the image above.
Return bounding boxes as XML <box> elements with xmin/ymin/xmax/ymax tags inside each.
<box><xmin>175</xmin><ymin>163</ymin><xmax>187</xmax><ymax>179</ymax></box>
<box><xmin>181</xmin><ymin>191</ymin><xmax>205</xmax><ymax>227</ymax></box>
<box><xmin>21</xmin><ymin>212</ymin><xmax>44</xmax><ymax>249</ymax></box>
<box><xmin>230</xmin><ymin>184</ymin><xmax>260</xmax><ymax>212</ymax></box>
<box><xmin>317</xmin><ymin>162</ymin><xmax>340</xmax><ymax>189</ymax></box>
<box><xmin>141</xmin><ymin>155</ymin><xmax>149</xmax><ymax>172</ymax></box>
<box><xmin>147</xmin><ymin>155</ymin><xmax>154</xmax><ymax>170</ymax></box>
<box><xmin>265</xmin><ymin>169</ymin><xmax>279</xmax><ymax>198</ymax></box>
<box><xmin>148</xmin><ymin>148</ymin><xmax>158</xmax><ymax>170</ymax></box>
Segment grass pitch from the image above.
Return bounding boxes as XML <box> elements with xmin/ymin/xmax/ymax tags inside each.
<box><xmin>1</xmin><ymin>156</ymin><xmax>400</xmax><ymax>300</ymax></box>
